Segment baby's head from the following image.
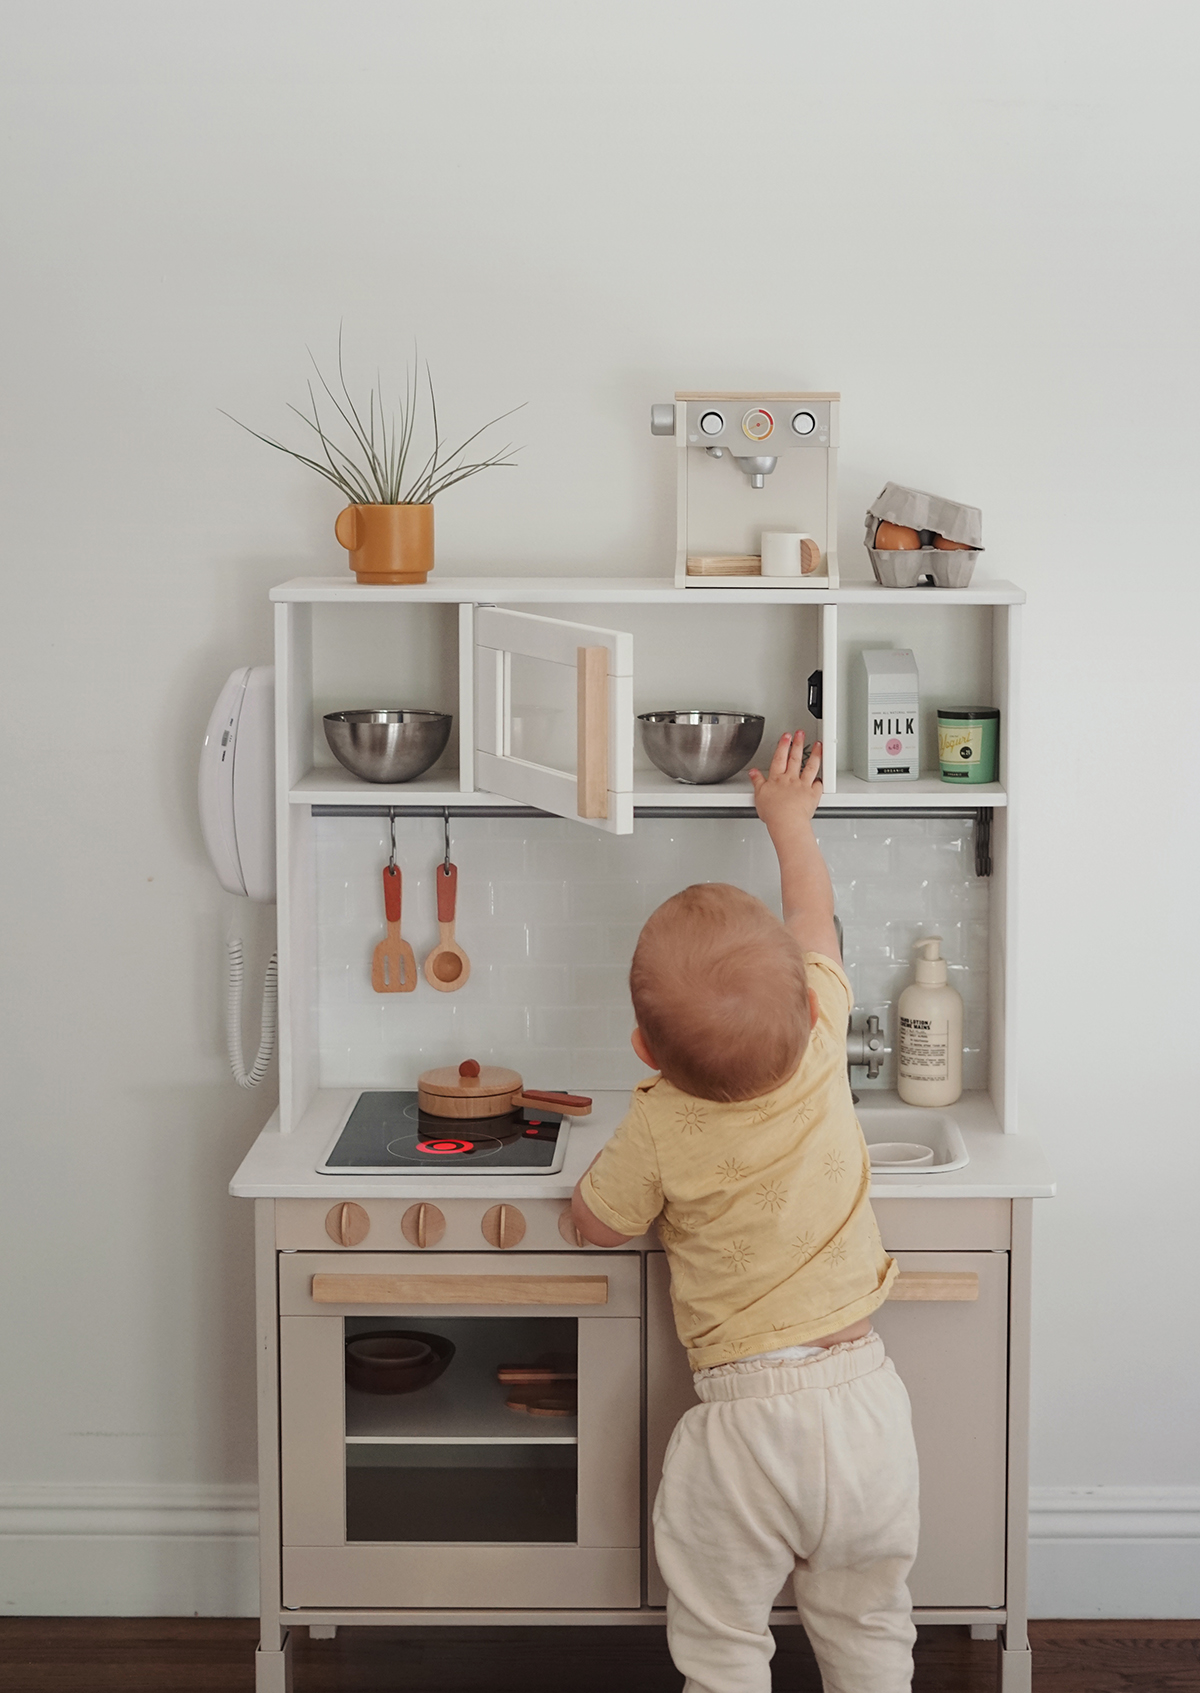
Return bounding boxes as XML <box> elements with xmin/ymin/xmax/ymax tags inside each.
<box><xmin>629</xmin><ymin>883</ymin><xmax>811</xmax><ymax>1103</ymax></box>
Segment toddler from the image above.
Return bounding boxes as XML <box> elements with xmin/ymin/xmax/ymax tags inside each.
<box><xmin>572</xmin><ymin>730</ymin><xmax>919</xmax><ymax>1693</ymax></box>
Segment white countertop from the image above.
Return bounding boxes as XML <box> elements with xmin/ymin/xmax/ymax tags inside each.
<box><xmin>229</xmin><ymin>1089</ymin><xmax>1055</xmax><ymax>1202</ymax></box>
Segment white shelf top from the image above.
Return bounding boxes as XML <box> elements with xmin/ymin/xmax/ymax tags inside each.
<box><xmin>231</xmin><ymin>1090</ymin><xmax>1055</xmax><ymax>1201</ymax></box>
<box><xmin>292</xmin><ymin>764</ymin><xmax>1005</xmax><ymax>810</ymax></box>
<box><xmin>271</xmin><ymin>574</ymin><xmax>1026</xmax><ymax>607</ymax></box>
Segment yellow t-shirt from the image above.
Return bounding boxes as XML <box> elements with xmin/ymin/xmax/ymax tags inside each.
<box><xmin>580</xmin><ymin>952</ymin><xmax>896</xmax><ymax>1370</ymax></box>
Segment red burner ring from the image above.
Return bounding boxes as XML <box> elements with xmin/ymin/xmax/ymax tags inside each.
<box><xmin>417</xmin><ymin>1138</ymin><xmax>473</xmax><ymax>1155</ymax></box>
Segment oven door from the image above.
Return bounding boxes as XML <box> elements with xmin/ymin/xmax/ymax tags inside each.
<box><xmin>278</xmin><ymin>1252</ymin><xmax>642</xmax><ymax>1609</ymax></box>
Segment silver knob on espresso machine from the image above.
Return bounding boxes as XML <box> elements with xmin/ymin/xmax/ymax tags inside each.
<box><xmin>649</xmin><ymin>404</ymin><xmax>676</xmax><ymax>436</ymax></box>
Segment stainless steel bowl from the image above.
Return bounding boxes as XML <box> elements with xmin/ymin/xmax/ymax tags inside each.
<box><xmin>638</xmin><ymin>710</ymin><xmax>765</xmax><ymax>785</ymax></box>
<box><xmin>323</xmin><ymin>710</ymin><xmax>452</xmax><ymax>784</ymax></box>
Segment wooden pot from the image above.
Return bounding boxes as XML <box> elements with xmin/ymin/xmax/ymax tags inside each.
<box><xmin>416</xmin><ymin>1060</ymin><xmax>592</xmax><ymax>1121</ymax></box>
<box><xmin>335</xmin><ymin>503</ymin><xmax>433</xmax><ymax>585</ymax></box>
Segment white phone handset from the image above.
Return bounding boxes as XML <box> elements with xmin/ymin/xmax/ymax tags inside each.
<box><xmin>200</xmin><ymin>666</ymin><xmax>275</xmax><ymax>901</ymax></box>
<box><xmin>199</xmin><ymin>666</ymin><xmax>278</xmax><ymax>1088</ymax></box>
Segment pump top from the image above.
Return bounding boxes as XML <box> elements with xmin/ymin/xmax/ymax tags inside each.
<box><xmin>913</xmin><ymin>935</ymin><xmax>948</xmax><ymax>985</ymax></box>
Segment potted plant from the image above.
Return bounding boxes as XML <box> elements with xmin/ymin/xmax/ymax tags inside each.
<box><xmin>228</xmin><ymin>341</ymin><xmax>521</xmax><ymax>584</ymax></box>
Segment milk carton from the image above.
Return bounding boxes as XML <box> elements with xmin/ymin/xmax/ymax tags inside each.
<box><xmin>852</xmin><ymin>649</ymin><xmax>920</xmax><ymax>782</ymax></box>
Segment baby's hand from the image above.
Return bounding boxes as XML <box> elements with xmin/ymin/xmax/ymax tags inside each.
<box><xmin>749</xmin><ymin>731</ymin><xmax>823</xmax><ymax>831</ymax></box>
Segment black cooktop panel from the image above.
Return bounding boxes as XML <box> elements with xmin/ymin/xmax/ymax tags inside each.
<box><xmin>321</xmin><ymin>1091</ymin><xmax>565</xmax><ymax>1172</ymax></box>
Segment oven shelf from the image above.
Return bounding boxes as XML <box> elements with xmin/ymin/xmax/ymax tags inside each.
<box><xmin>346</xmin><ymin>1385</ymin><xmax>577</xmax><ymax>1446</ymax></box>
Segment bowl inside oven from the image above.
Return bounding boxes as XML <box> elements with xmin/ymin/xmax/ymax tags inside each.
<box><xmin>345</xmin><ymin>1329</ymin><xmax>456</xmax><ymax>1395</ymax></box>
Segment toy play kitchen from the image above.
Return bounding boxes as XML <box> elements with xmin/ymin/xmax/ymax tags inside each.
<box><xmin>225</xmin><ymin>386</ymin><xmax>1052</xmax><ymax>1693</ymax></box>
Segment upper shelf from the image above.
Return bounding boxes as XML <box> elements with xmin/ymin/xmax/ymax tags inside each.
<box><xmin>292</xmin><ymin>765</ymin><xmax>1006</xmax><ymax>809</ymax></box>
<box><xmin>271</xmin><ymin>574</ymin><xmax>1026</xmax><ymax>607</ymax></box>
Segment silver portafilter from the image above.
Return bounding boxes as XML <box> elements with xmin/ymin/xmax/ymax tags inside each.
<box><xmin>732</xmin><ymin>455</ymin><xmax>778</xmax><ymax>489</ymax></box>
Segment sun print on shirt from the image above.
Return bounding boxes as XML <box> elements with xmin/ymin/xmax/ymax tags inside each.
<box><xmin>754</xmin><ymin>1179</ymin><xmax>788</xmax><ymax>1213</ymax></box>
<box><xmin>790</xmin><ymin>1230</ymin><xmax>817</xmax><ymax>1262</ymax></box>
<box><xmin>824</xmin><ymin>1234</ymin><xmax>848</xmax><ymax>1267</ymax></box>
<box><xmin>716</xmin><ymin>1156</ymin><xmax>747</xmax><ymax>1184</ymax></box>
<box><xmin>723</xmin><ymin>1238</ymin><xmax>754</xmax><ymax>1273</ymax></box>
<box><xmin>791</xmin><ymin>1099</ymin><xmax>815</xmax><ymax>1132</ymax></box>
<box><xmin>676</xmin><ymin>1102</ymin><xmax>707</xmax><ymax>1135</ymax></box>
<box><xmin>823</xmin><ymin>1149</ymin><xmax>847</xmax><ymax>1181</ymax></box>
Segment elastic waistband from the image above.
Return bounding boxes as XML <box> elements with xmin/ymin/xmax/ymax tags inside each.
<box><xmin>693</xmin><ymin>1332</ymin><xmax>885</xmax><ymax>1400</ymax></box>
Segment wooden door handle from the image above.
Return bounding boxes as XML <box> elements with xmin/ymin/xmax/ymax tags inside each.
<box><xmin>887</xmin><ymin>1271</ymin><xmax>979</xmax><ymax>1302</ymax></box>
<box><xmin>311</xmin><ymin>1273</ymin><xmax>609</xmax><ymax>1306</ymax></box>
<box><xmin>577</xmin><ymin>646</ymin><xmax>609</xmax><ymax>820</ymax></box>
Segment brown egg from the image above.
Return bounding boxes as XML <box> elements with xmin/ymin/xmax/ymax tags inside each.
<box><xmin>933</xmin><ymin>534</ymin><xmax>974</xmax><ymax>552</ymax></box>
<box><xmin>874</xmin><ymin>521</ymin><xmax>921</xmax><ymax>551</ymax></box>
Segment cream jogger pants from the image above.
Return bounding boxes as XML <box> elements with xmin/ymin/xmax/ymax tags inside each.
<box><xmin>653</xmin><ymin>1332</ymin><xmax>919</xmax><ymax>1693</ymax></box>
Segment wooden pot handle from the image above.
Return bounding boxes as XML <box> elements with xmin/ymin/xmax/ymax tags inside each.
<box><xmin>335</xmin><ymin>506</ymin><xmax>360</xmax><ymax>550</ymax></box>
<box><xmin>382</xmin><ymin>864</ymin><xmax>402</xmax><ymax>922</ymax></box>
<box><xmin>519</xmin><ymin>1089</ymin><xmax>593</xmax><ymax>1115</ymax></box>
<box><xmin>436</xmin><ymin>863</ymin><xmax>457</xmax><ymax>922</ymax></box>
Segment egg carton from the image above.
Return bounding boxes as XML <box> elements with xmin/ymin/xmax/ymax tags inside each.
<box><xmin>869</xmin><ymin>547</ymin><xmax>980</xmax><ymax>589</ymax></box>
<box><xmin>866</xmin><ymin>481</ymin><xmax>983</xmax><ymax>548</ymax></box>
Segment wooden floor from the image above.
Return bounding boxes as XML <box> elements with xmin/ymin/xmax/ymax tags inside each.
<box><xmin>0</xmin><ymin>1619</ymin><xmax>1196</xmax><ymax>1691</ymax></box>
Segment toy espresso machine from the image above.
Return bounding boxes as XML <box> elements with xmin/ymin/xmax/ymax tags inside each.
<box><xmin>650</xmin><ymin>392</ymin><xmax>839</xmax><ymax>589</ymax></box>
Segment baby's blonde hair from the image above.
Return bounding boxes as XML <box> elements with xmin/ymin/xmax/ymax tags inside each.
<box><xmin>629</xmin><ymin>883</ymin><xmax>810</xmax><ymax>1103</ymax></box>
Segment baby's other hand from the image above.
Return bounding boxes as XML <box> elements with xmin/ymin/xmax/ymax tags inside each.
<box><xmin>749</xmin><ymin>732</ymin><xmax>823</xmax><ymax>830</ymax></box>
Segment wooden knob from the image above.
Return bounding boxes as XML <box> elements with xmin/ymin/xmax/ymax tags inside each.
<box><xmin>481</xmin><ymin>1204</ymin><xmax>526</xmax><ymax>1250</ymax></box>
<box><xmin>558</xmin><ymin>1209</ymin><xmax>586</xmax><ymax>1249</ymax></box>
<box><xmin>459</xmin><ymin>1059</ymin><xmax>481</xmax><ymax>1078</ymax></box>
<box><xmin>401</xmin><ymin>1202</ymin><xmax>446</xmax><ymax>1250</ymax></box>
<box><xmin>325</xmin><ymin>1202</ymin><xmax>370</xmax><ymax>1248</ymax></box>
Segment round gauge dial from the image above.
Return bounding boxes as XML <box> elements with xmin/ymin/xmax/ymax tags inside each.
<box><xmin>742</xmin><ymin>408</ymin><xmax>774</xmax><ymax>441</ymax></box>
<box><xmin>698</xmin><ymin>410</ymin><xmax>725</xmax><ymax>436</ymax></box>
<box><xmin>791</xmin><ymin>410</ymin><xmax>817</xmax><ymax>436</ymax></box>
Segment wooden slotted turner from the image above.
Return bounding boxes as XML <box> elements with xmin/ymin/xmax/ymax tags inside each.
<box><xmin>371</xmin><ymin>865</ymin><xmax>417</xmax><ymax>993</ymax></box>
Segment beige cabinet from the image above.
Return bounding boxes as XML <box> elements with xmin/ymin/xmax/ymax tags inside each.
<box><xmin>278</xmin><ymin>1251</ymin><xmax>642</xmax><ymax>1610</ymax></box>
<box><xmin>645</xmin><ymin>1247</ymin><xmax>1009</xmax><ymax>1610</ymax></box>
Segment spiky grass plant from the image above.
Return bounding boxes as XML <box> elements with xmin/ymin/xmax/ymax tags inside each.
<box><xmin>226</xmin><ymin>338</ymin><xmax>522</xmax><ymax>505</ymax></box>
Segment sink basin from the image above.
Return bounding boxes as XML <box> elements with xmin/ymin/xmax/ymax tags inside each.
<box><xmin>855</xmin><ymin>1104</ymin><xmax>969</xmax><ymax>1174</ymax></box>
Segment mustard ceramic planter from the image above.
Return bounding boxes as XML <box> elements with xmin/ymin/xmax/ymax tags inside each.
<box><xmin>335</xmin><ymin>503</ymin><xmax>433</xmax><ymax>585</ymax></box>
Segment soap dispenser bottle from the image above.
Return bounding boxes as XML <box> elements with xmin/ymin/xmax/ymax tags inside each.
<box><xmin>897</xmin><ymin>936</ymin><xmax>963</xmax><ymax>1106</ymax></box>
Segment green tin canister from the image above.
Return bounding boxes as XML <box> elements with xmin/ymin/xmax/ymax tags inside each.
<box><xmin>937</xmin><ymin>708</ymin><xmax>999</xmax><ymax>784</ymax></box>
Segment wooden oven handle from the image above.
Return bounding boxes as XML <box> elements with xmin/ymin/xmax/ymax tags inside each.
<box><xmin>576</xmin><ymin>646</ymin><xmax>609</xmax><ymax>820</ymax></box>
<box><xmin>312</xmin><ymin>1273</ymin><xmax>609</xmax><ymax>1307</ymax></box>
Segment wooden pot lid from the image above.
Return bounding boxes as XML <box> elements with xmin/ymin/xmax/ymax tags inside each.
<box><xmin>417</xmin><ymin>1059</ymin><xmax>522</xmax><ymax>1100</ymax></box>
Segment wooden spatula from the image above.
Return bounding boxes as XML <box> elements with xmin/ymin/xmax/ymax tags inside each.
<box><xmin>371</xmin><ymin>865</ymin><xmax>417</xmax><ymax>993</ymax></box>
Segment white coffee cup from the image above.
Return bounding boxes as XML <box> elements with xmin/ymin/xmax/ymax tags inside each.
<box><xmin>761</xmin><ymin>531</ymin><xmax>820</xmax><ymax>577</ymax></box>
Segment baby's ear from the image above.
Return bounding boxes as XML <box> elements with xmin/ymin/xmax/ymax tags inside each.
<box><xmin>809</xmin><ymin>988</ymin><xmax>820</xmax><ymax>1031</ymax></box>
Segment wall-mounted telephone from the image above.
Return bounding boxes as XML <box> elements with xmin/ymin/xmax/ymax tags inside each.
<box><xmin>199</xmin><ymin>666</ymin><xmax>278</xmax><ymax>1088</ymax></box>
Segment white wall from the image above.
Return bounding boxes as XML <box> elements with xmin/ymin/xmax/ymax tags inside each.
<box><xmin>2</xmin><ymin>0</ymin><xmax>1197</xmax><ymax>1618</ymax></box>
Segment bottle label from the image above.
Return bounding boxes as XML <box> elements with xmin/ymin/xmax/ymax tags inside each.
<box><xmin>899</xmin><ymin>1015</ymin><xmax>949</xmax><ymax>1081</ymax></box>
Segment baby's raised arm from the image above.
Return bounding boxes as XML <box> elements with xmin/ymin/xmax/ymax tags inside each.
<box><xmin>749</xmin><ymin>731</ymin><xmax>841</xmax><ymax>961</ymax></box>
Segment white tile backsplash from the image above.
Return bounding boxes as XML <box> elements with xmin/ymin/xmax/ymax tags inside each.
<box><xmin>315</xmin><ymin>814</ymin><xmax>990</xmax><ymax>1093</ymax></box>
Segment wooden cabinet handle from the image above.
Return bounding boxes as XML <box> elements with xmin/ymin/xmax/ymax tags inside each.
<box><xmin>324</xmin><ymin>1202</ymin><xmax>370</xmax><ymax>1248</ymax></box>
<box><xmin>401</xmin><ymin>1202</ymin><xmax>446</xmax><ymax>1249</ymax></box>
<box><xmin>311</xmin><ymin>1273</ymin><xmax>608</xmax><ymax>1307</ymax></box>
<box><xmin>482</xmin><ymin>1204</ymin><xmax>526</xmax><ymax>1250</ymax></box>
<box><xmin>576</xmin><ymin>646</ymin><xmax>609</xmax><ymax>820</ymax></box>
<box><xmin>887</xmin><ymin>1271</ymin><xmax>979</xmax><ymax>1302</ymax></box>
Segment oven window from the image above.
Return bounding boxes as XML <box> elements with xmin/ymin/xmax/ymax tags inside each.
<box><xmin>343</xmin><ymin>1316</ymin><xmax>578</xmax><ymax>1544</ymax></box>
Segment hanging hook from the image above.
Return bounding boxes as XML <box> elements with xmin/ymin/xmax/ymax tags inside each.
<box><xmin>388</xmin><ymin>808</ymin><xmax>397</xmax><ymax>872</ymax></box>
<box><xmin>442</xmin><ymin>807</ymin><xmax>452</xmax><ymax>874</ymax></box>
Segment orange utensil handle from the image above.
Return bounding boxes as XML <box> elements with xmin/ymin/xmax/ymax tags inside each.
<box><xmin>520</xmin><ymin>1089</ymin><xmax>593</xmax><ymax>1115</ymax></box>
<box><xmin>382</xmin><ymin>865</ymin><xmax>402</xmax><ymax>922</ymax></box>
<box><xmin>436</xmin><ymin>863</ymin><xmax>457</xmax><ymax>922</ymax></box>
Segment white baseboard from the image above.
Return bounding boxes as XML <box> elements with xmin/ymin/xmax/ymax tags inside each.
<box><xmin>1029</xmin><ymin>1486</ymin><xmax>1200</xmax><ymax>1619</ymax></box>
<box><xmin>0</xmin><ymin>1484</ymin><xmax>259</xmax><ymax>1617</ymax></box>
<box><xmin>2</xmin><ymin>1482</ymin><xmax>1197</xmax><ymax>1619</ymax></box>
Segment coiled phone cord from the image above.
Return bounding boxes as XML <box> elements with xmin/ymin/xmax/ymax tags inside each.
<box><xmin>226</xmin><ymin>937</ymin><xmax>278</xmax><ymax>1089</ymax></box>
